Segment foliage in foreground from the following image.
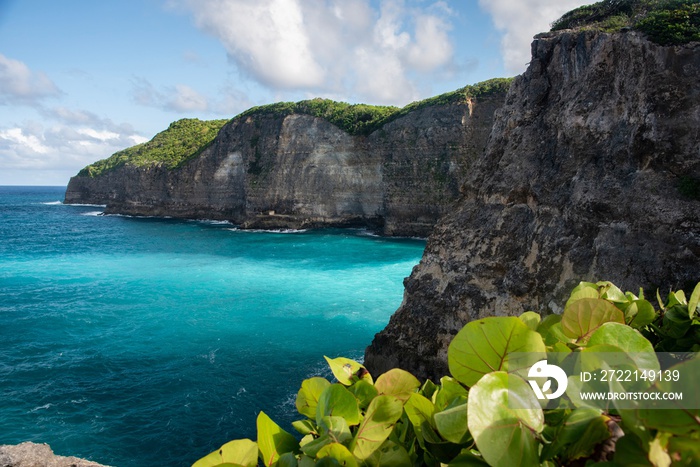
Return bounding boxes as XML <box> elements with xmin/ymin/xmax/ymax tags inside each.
<box><xmin>551</xmin><ymin>0</ymin><xmax>700</xmax><ymax>45</ymax></box>
<box><xmin>194</xmin><ymin>280</ymin><xmax>700</xmax><ymax>466</ymax></box>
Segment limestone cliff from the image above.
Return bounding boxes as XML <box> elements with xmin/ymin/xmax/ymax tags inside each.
<box><xmin>365</xmin><ymin>30</ymin><xmax>700</xmax><ymax>380</ymax></box>
<box><xmin>65</xmin><ymin>87</ymin><xmax>506</xmax><ymax>237</ymax></box>
<box><xmin>0</xmin><ymin>442</ymin><xmax>109</xmax><ymax>467</ymax></box>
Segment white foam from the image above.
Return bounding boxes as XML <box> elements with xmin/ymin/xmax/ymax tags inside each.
<box><xmin>65</xmin><ymin>203</ymin><xmax>107</xmax><ymax>207</ymax></box>
<box><xmin>226</xmin><ymin>227</ymin><xmax>308</xmax><ymax>234</ymax></box>
<box><xmin>81</xmin><ymin>211</ymin><xmax>104</xmax><ymax>217</ymax></box>
<box><xmin>41</xmin><ymin>201</ymin><xmax>62</xmax><ymax>205</ymax></box>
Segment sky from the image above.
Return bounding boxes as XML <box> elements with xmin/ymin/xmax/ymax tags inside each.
<box><xmin>0</xmin><ymin>0</ymin><xmax>590</xmax><ymax>186</ymax></box>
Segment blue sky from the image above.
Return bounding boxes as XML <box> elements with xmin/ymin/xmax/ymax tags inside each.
<box><xmin>0</xmin><ymin>0</ymin><xmax>589</xmax><ymax>185</ymax></box>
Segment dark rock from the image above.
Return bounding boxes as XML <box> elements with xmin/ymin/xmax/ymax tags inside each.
<box><xmin>365</xmin><ymin>30</ymin><xmax>700</xmax><ymax>380</ymax></box>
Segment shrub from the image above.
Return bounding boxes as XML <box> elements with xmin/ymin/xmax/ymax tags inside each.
<box><xmin>79</xmin><ymin>118</ymin><xmax>229</xmax><ymax>177</ymax></box>
<box><xmin>193</xmin><ymin>280</ymin><xmax>700</xmax><ymax>466</ymax></box>
<box><xmin>551</xmin><ymin>0</ymin><xmax>700</xmax><ymax>45</ymax></box>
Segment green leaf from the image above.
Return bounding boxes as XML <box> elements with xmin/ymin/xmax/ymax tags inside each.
<box><xmin>587</xmin><ymin>322</ymin><xmax>657</xmax><ymax>357</ymax></box>
<box><xmin>637</xmin><ymin>357</ymin><xmax>700</xmax><ymax>435</ymax></box>
<box><xmin>434</xmin><ymin>397</ymin><xmax>470</xmax><ymax>444</ymax></box>
<box><xmin>364</xmin><ymin>440</ymin><xmax>411</xmax><ymax>467</ymax></box>
<box><xmin>277</xmin><ymin>452</ymin><xmax>298</xmax><ymax>467</ymax></box>
<box><xmin>316</xmin><ymin>384</ymin><xmax>361</xmax><ymax>426</ymax></box>
<box><xmin>316</xmin><ymin>443</ymin><xmax>358</xmax><ymax>467</ymax></box>
<box><xmin>193</xmin><ymin>439</ymin><xmax>258</xmax><ymax>467</ymax></box>
<box><xmin>448</xmin><ymin>316</ymin><xmax>545</xmax><ymax>387</ymax></box>
<box><xmin>542</xmin><ymin>408</ymin><xmax>611</xmax><ymax>462</ymax></box>
<box><xmin>257</xmin><ymin>411</ymin><xmax>299</xmax><ymax>467</ymax></box>
<box><xmin>625</xmin><ymin>299</ymin><xmax>657</xmax><ymax>329</ymax></box>
<box><xmin>350</xmin><ymin>395</ymin><xmax>404</xmax><ymax>460</ymax></box>
<box><xmin>318</xmin><ymin>416</ymin><xmax>352</xmax><ymax>445</ymax></box>
<box><xmin>536</xmin><ymin>314</ymin><xmax>562</xmax><ymax>339</ymax></box>
<box><xmin>518</xmin><ymin>311</ymin><xmax>541</xmax><ymax>331</ymax></box>
<box><xmin>467</xmin><ymin>372</ymin><xmax>544</xmax><ymax>467</ymax></box>
<box><xmin>404</xmin><ymin>392</ymin><xmax>435</xmax><ymax>450</ymax></box>
<box><xmin>564</xmin><ymin>282</ymin><xmax>600</xmax><ymax>309</ymax></box>
<box><xmin>661</xmin><ymin>305</ymin><xmax>691</xmax><ymax>338</ymax></box>
<box><xmin>374</xmin><ymin>368</ymin><xmax>420</xmax><ymax>401</ymax></box>
<box><xmin>347</xmin><ymin>380</ymin><xmax>378</xmax><ymax>410</ymax></box>
<box><xmin>688</xmin><ymin>282</ymin><xmax>700</xmax><ymax>319</ymax></box>
<box><xmin>434</xmin><ymin>376</ymin><xmax>469</xmax><ymax>412</ymax></box>
<box><xmin>324</xmin><ymin>356</ymin><xmax>373</xmax><ymax>386</ymax></box>
<box><xmin>561</xmin><ymin>298</ymin><xmax>624</xmax><ymax>342</ymax></box>
<box><xmin>295</xmin><ymin>377</ymin><xmax>331</xmax><ymax>419</ymax></box>
<box><xmin>446</xmin><ymin>449</ymin><xmax>490</xmax><ymax>466</ymax></box>
<box><xmin>597</xmin><ymin>281</ymin><xmax>627</xmax><ymax>303</ymax></box>
<box><xmin>291</xmin><ymin>419</ymin><xmax>317</xmax><ymax>436</ymax></box>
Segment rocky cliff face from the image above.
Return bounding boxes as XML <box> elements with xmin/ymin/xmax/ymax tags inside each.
<box><xmin>365</xmin><ymin>30</ymin><xmax>700</xmax><ymax>380</ymax></box>
<box><xmin>65</xmin><ymin>94</ymin><xmax>504</xmax><ymax>237</ymax></box>
<box><xmin>0</xmin><ymin>442</ymin><xmax>109</xmax><ymax>467</ymax></box>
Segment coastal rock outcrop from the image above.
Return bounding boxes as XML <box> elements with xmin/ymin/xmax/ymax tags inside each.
<box><xmin>365</xmin><ymin>30</ymin><xmax>700</xmax><ymax>380</ymax></box>
<box><xmin>0</xmin><ymin>442</ymin><xmax>109</xmax><ymax>467</ymax></box>
<box><xmin>65</xmin><ymin>91</ymin><xmax>506</xmax><ymax>237</ymax></box>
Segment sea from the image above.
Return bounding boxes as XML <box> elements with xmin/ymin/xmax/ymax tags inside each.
<box><xmin>0</xmin><ymin>186</ymin><xmax>425</xmax><ymax>466</ymax></box>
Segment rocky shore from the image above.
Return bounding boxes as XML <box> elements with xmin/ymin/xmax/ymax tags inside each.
<box><xmin>0</xmin><ymin>443</ymin><xmax>109</xmax><ymax>467</ymax></box>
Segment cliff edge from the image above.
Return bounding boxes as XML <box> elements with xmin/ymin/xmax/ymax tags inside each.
<box><xmin>365</xmin><ymin>29</ymin><xmax>700</xmax><ymax>380</ymax></box>
<box><xmin>65</xmin><ymin>83</ymin><xmax>509</xmax><ymax>237</ymax></box>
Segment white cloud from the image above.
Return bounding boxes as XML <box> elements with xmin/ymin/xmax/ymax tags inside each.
<box><xmin>0</xmin><ymin>53</ymin><xmax>62</xmax><ymax>106</ymax></box>
<box><xmin>132</xmin><ymin>78</ymin><xmax>210</xmax><ymax>113</ymax></box>
<box><xmin>176</xmin><ymin>0</ymin><xmax>459</xmax><ymax>105</ymax></box>
<box><xmin>478</xmin><ymin>0</ymin><xmax>591</xmax><ymax>73</ymax></box>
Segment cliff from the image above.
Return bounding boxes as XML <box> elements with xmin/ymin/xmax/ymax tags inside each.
<box><xmin>365</xmin><ymin>29</ymin><xmax>700</xmax><ymax>380</ymax></box>
<box><xmin>65</xmin><ymin>83</ymin><xmax>509</xmax><ymax>237</ymax></box>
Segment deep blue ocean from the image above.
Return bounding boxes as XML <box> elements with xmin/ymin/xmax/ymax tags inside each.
<box><xmin>0</xmin><ymin>186</ymin><xmax>425</xmax><ymax>466</ymax></box>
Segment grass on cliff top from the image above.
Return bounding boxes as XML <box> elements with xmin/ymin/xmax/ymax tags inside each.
<box><xmin>79</xmin><ymin>78</ymin><xmax>513</xmax><ymax>178</ymax></box>
<box><xmin>78</xmin><ymin>118</ymin><xmax>229</xmax><ymax>177</ymax></box>
<box><xmin>551</xmin><ymin>0</ymin><xmax>700</xmax><ymax>45</ymax></box>
<box><xmin>236</xmin><ymin>77</ymin><xmax>514</xmax><ymax>136</ymax></box>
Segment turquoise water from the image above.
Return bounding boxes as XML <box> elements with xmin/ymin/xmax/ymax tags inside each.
<box><xmin>0</xmin><ymin>186</ymin><xmax>425</xmax><ymax>466</ymax></box>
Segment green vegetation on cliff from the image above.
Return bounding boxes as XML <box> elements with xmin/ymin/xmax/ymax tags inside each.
<box><xmin>78</xmin><ymin>78</ymin><xmax>512</xmax><ymax>178</ymax></box>
<box><xmin>78</xmin><ymin>118</ymin><xmax>228</xmax><ymax>177</ymax></box>
<box><xmin>237</xmin><ymin>77</ymin><xmax>513</xmax><ymax>136</ymax></box>
<box><xmin>551</xmin><ymin>0</ymin><xmax>700</xmax><ymax>45</ymax></box>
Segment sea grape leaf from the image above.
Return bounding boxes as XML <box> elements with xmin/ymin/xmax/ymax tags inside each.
<box><xmin>292</xmin><ymin>419</ymin><xmax>317</xmax><ymax>436</ymax></box>
<box><xmin>192</xmin><ymin>438</ymin><xmax>258</xmax><ymax>467</ymax></box>
<box><xmin>324</xmin><ymin>356</ymin><xmax>372</xmax><ymax>386</ymax></box>
<box><xmin>374</xmin><ymin>368</ymin><xmax>420</xmax><ymax>401</ymax></box>
<box><xmin>350</xmin><ymin>395</ymin><xmax>404</xmax><ymax>460</ymax></box>
<box><xmin>296</xmin><ymin>377</ymin><xmax>331</xmax><ymax>419</ymax></box>
<box><xmin>316</xmin><ymin>384</ymin><xmax>361</xmax><ymax>426</ymax></box>
<box><xmin>277</xmin><ymin>452</ymin><xmax>298</xmax><ymax>467</ymax></box>
<box><xmin>364</xmin><ymin>439</ymin><xmax>411</xmax><ymax>467</ymax></box>
<box><xmin>661</xmin><ymin>305</ymin><xmax>691</xmax><ymax>338</ymax></box>
<box><xmin>561</xmin><ymin>298</ymin><xmax>624</xmax><ymax>342</ymax></box>
<box><xmin>518</xmin><ymin>311</ymin><xmax>541</xmax><ymax>331</ymax></box>
<box><xmin>318</xmin><ymin>416</ymin><xmax>352</xmax><ymax>444</ymax></box>
<box><xmin>636</xmin><ymin>357</ymin><xmax>700</xmax><ymax>435</ymax></box>
<box><xmin>587</xmin><ymin>322</ymin><xmax>658</xmax><ymax>367</ymax></box>
<box><xmin>445</xmin><ymin>449</ymin><xmax>490</xmax><ymax>466</ymax></box>
<box><xmin>624</xmin><ymin>299</ymin><xmax>657</xmax><ymax>329</ymax></box>
<box><xmin>347</xmin><ymin>379</ymin><xmax>378</xmax><ymax>410</ymax></box>
<box><xmin>404</xmin><ymin>392</ymin><xmax>435</xmax><ymax>449</ymax></box>
<box><xmin>467</xmin><ymin>372</ymin><xmax>544</xmax><ymax>467</ymax></box>
<box><xmin>564</xmin><ymin>282</ymin><xmax>600</xmax><ymax>309</ymax></box>
<box><xmin>300</xmin><ymin>435</ymin><xmax>332</xmax><ymax>458</ymax></box>
<box><xmin>433</xmin><ymin>397</ymin><xmax>470</xmax><ymax>444</ymax></box>
<box><xmin>597</xmin><ymin>281</ymin><xmax>627</xmax><ymax>303</ymax></box>
<box><xmin>316</xmin><ymin>443</ymin><xmax>358</xmax><ymax>467</ymax></box>
<box><xmin>688</xmin><ymin>282</ymin><xmax>700</xmax><ymax>318</ymax></box>
<box><xmin>542</xmin><ymin>408</ymin><xmax>611</xmax><ymax>462</ymax></box>
<box><xmin>434</xmin><ymin>376</ymin><xmax>469</xmax><ymax>412</ymax></box>
<box><xmin>257</xmin><ymin>411</ymin><xmax>299</xmax><ymax>466</ymax></box>
<box><xmin>448</xmin><ymin>316</ymin><xmax>545</xmax><ymax>387</ymax></box>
